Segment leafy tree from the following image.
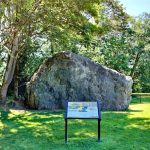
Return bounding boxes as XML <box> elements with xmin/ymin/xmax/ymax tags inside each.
<box><xmin>126</xmin><ymin>13</ymin><xmax>150</xmax><ymax>92</ymax></box>
<box><xmin>0</xmin><ymin>0</ymin><xmax>129</xmax><ymax>104</ymax></box>
<box><xmin>129</xmin><ymin>13</ymin><xmax>150</xmax><ymax>77</ymax></box>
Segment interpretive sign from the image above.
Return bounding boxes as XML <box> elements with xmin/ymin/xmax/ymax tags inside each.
<box><xmin>67</xmin><ymin>102</ymin><xmax>99</xmax><ymax>118</ymax></box>
<box><xmin>64</xmin><ymin>100</ymin><xmax>101</xmax><ymax>143</ymax></box>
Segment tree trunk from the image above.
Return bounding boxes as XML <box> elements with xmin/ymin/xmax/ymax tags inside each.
<box><xmin>13</xmin><ymin>61</ymin><xmax>19</xmax><ymax>99</ymax></box>
<box><xmin>130</xmin><ymin>50</ymin><xmax>144</xmax><ymax>78</ymax></box>
<box><xmin>0</xmin><ymin>33</ymin><xmax>18</xmax><ymax>103</ymax></box>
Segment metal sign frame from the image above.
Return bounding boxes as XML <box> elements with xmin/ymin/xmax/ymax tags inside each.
<box><xmin>64</xmin><ymin>100</ymin><xmax>101</xmax><ymax>143</ymax></box>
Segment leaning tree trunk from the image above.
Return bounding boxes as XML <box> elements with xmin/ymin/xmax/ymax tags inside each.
<box><xmin>0</xmin><ymin>33</ymin><xmax>19</xmax><ymax>104</ymax></box>
<box><xmin>130</xmin><ymin>50</ymin><xmax>144</xmax><ymax>79</ymax></box>
<box><xmin>13</xmin><ymin>60</ymin><xmax>19</xmax><ymax>99</ymax></box>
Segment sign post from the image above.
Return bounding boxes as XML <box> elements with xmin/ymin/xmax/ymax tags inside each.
<box><xmin>64</xmin><ymin>100</ymin><xmax>101</xmax><ymax>143</ymax></box>
<box><xmin>65</xmin><ymin>118</ymin><xmax>68</xmax><ymax>144</ymax></box>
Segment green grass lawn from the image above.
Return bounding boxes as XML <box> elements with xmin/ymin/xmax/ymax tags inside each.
<box><xmin>0</xmin><ymin>97</ymin><xmax>150</xmax><ymax>150</ymax></box>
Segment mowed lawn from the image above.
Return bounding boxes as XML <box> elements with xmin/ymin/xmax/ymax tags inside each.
<box><xmin>0</xmin><ymin>97</ymin><xmax>150</xmax><ymax>150</ymax></box>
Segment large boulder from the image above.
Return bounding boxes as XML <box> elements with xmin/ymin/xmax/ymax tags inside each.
<box><xmin>26</xmin><ymin>52</ymin><xmax>133</xmax><ymax>110</ymax></box>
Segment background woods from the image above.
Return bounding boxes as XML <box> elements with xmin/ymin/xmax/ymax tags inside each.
<box><xmin>0</xmin><ymin>0</ymin><xmax>150</xmax><ymax>104</ymax></box>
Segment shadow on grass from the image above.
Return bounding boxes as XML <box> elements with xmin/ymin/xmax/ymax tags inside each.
<box><xmin>126</xmin><ymin>109</ymin><xmax>143</xmax><ymax>112</ymax></box>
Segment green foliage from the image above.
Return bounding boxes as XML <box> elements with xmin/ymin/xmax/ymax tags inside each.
<box><xmin>129</xmin><ymin>13</ymin><xmax>150</xmax><ymax>92</ymax></box>
<box><xmin>99</xmin><ymin>33</ymin><xmax>131</xmax><ymax>73</ymax></box>
<box><xmin>0</xmin><ymin>97</ymin><xmax>150</xmax><ymax>150</ymax></box>
<box><xmin>0</xmin><ymin>0</ymin><xmax>149</xmax><ymax>96</ymax></box>
<box><xmin>133</xmin><ymin>52</ymin><xmax>150</xmax><ymax>92</ymax></box>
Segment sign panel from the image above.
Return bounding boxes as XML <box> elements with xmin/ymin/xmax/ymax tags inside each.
<box><xmin>67</xmin><ymin>102</ymin><xmax>99</xmax><ymax>118</ymax></box>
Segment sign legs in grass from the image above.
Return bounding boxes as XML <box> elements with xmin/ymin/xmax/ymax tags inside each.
<box><xmin>65</xmin><ymin>118</ymin><xmax>68</xmax><ymax>144</ymax></box>
<box><xmin>64</xmin><ymin>100</ymin><xmax>101</xmax><ymax>143</ymax></box>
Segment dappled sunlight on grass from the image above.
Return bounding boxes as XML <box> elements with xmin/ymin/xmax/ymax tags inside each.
<box><xmin>124</xmin><ymin>100</ymin><xmax>150</xmax><ymax>131</ymax></box>
<box><xmin>125</xmin><ymin>123</ymin><xmax>149</xmax><ymax>130</ymax></box>
<box><xmin>129</xmin><ymin>103</ymin><xmax>150</xmax><ymax>119</ymax></box>
<box><xmin>75</xmin><ymin>131</ymin><xmax>96</xmax><ymax>137</ymax></box>
<box><xmin>0</xmin><ymin>97</ymin><xmax>150</xmax><ymax>150</ymax></box>
<box><xmin>0</xmin><ymin>121</ymin><xmax>4</xmax><ymax>138</ymax></box>
<box><xmin>10</xmin><ymin>128</ymin><xmax>18</xmax><ymax>134</ymax></box>
<box><xmin>0</xmin><ymin>121</ymin><xmax>4</xmax><ymax>128</ymax></box>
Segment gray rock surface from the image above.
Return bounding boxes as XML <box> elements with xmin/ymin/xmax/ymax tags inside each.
<box><xmin>26</xmin><ymin>52</ymin><xmax>133</xmax><ymax>110</ymax></box>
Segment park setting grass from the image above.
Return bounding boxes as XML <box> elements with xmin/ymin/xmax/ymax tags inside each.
<box><xmin>0</xmin><ymin>97</ymin><xmax>150</xmax><ymax>150</ymax></box>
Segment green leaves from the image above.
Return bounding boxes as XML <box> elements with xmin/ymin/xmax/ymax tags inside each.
<box><xmin>1</xmin><ymin>0</ymin><xmax>149</xmax><ymax>95</ymax></box>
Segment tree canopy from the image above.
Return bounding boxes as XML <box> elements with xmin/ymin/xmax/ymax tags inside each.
<box><xmin>0</xmin><ymin>0</ymin><xmax>149</xmax><ymax>104</ymax></box>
